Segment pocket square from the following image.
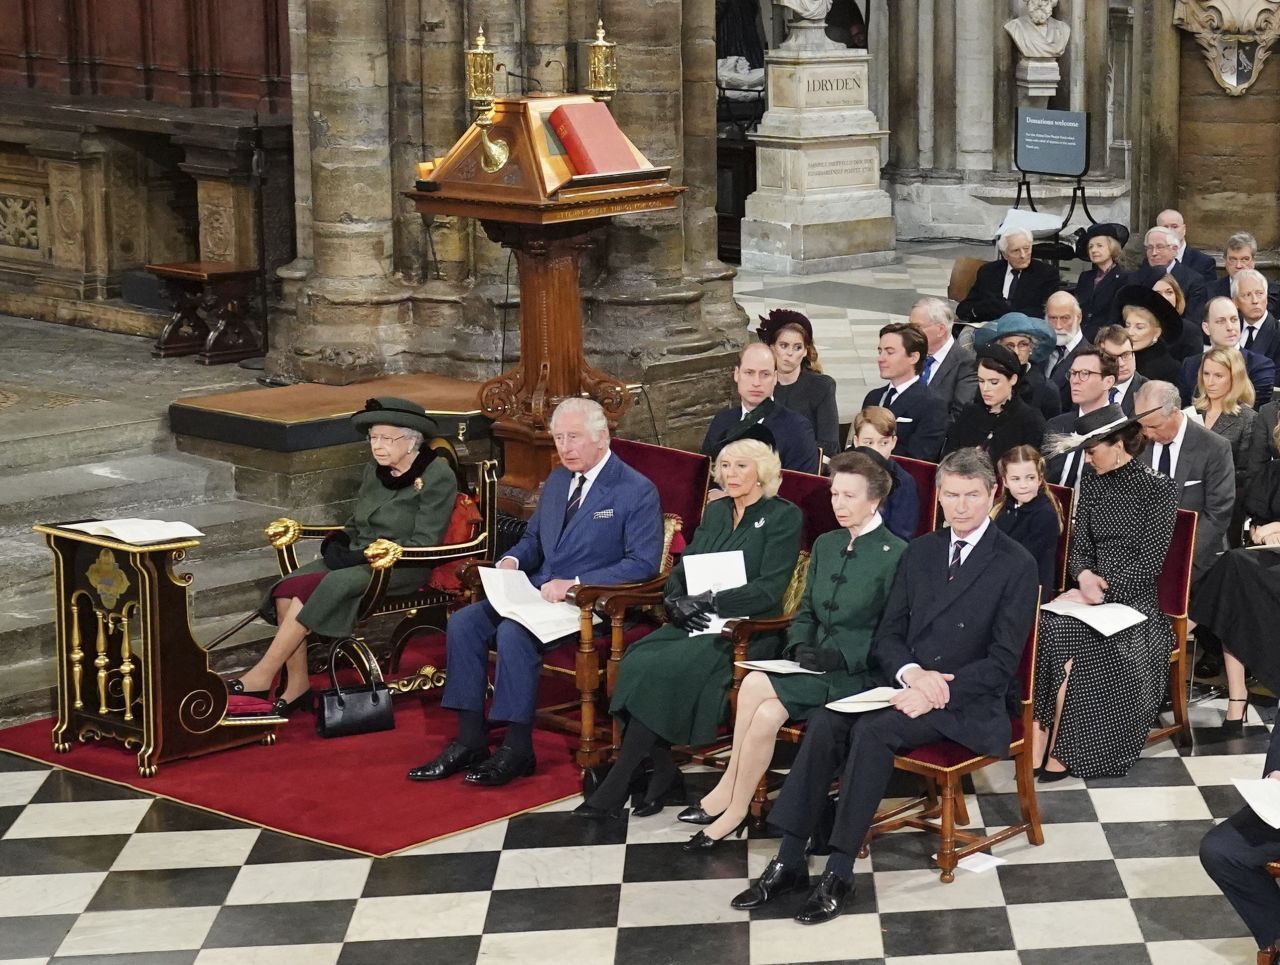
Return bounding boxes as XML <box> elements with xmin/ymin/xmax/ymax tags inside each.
<box><xmin>895</xmin><ymin>416</ymin><xmax>915</xmax><ymax>423</ymax></box>
<box><xmin>1183</xmin><ymin>479</ymin><xmax>1202</xmax><ymax>487</ymax></box>
<box><xmin>592</xmin><ymin>508</ymin><xmax>615</xmax><ymax>519</ymax></box>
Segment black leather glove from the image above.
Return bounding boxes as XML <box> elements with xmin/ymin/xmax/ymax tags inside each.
<box><xmin>664</xmin><ymin>591</ymin><xmax>716</xmax><ymax>632</ymax></box>
<box><xmin>320</xmin><ymin>531</ymin><xmax>366</xmax><ymax>569</ymax></box>
<box><xmin>795</xmin><ymin>645</ymin><xmax>846</xmax><ymax>673</ymax></box>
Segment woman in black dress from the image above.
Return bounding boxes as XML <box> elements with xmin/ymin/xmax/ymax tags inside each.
<box><xmin>1035</xmin><ymin>404</ymin><xmax>1178</xmax><ymax>780</ymax></box>
<box><xmin>1119</xmin><ymin>285</ymin><xmax>1184</xmax><ymax>385</ymax></box>
<box><xmin>994</xmin><ymin>445</ymin><xmax>1063</xmax><ymax>594</ymax></box>
<box><xmin>1074</xmin><ymin>222</ymin><xmax>1129</xmax><ymax>341</ymax></box>
<box><xmin>757</xmin><ymin>309</ymin><xmax>841</xmax><ymax>459</ymax></box>
<box><xmin>1190</xmin><ymin>419</ymin><xmax>1280</xmax><ymax>730</ymax></box>
<box><xmin>943</xmin><ymin>343</ymin><xmax>1046</xmax><ymax>463</ymax></box>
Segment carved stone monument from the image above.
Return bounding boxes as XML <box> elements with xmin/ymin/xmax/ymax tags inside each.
<box><xmin>739</xmin><ymin>3</ymin><xmax>894</xmax><ymax>274</ymax></box>
<box><xmin>1005</xmin><ymin>0</ymin><xmax>1071</xmax><ymax>107</ymax></box>
<box><xmin>1174</xmin><ymin>0</ymin><xmax>1280</xmax><ymax>95</ymax></box>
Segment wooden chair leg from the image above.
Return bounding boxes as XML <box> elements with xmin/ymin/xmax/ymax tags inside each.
<box><xmin>1015</xmin><ymin>743</ymin><xmax>1045</xmax><ymax>846</ymax></box>
<box><xmin>1169</xmin><ymin>649</ymin><xmax>1190</xmax><ymax>746</ymax></box>
<box><xmin>937</xmin><ymin>778</ymin><xmax>958</xmax><ymax>883</ymax></box>
<box><xmin>954</xmin><ymin>785</ymin><xmax>971</xmax><ymax>827</ymax></box>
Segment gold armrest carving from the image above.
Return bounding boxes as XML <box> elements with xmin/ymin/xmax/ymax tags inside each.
<box><xmin>265</xmin><ymin>518</ymin><xmax>301</xmax><ymax>549</ymax></box>
<box><xmin>364</xmin><ymin>538</ymin><xmax>404</xmax><ymax>571</ymax></box>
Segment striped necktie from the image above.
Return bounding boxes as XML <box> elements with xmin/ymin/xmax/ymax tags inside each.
<box><xmin>563</xmin><ymin>473</ymin><xmax>586</xmax><ymax>529</ymax></box>
<box><xmin>948</xmin><ymin>540</ymin><xmax>966</xmax><ymax>582</ymax></box>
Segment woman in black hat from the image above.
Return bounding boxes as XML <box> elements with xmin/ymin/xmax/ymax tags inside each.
<box><xmin>225</xmin><ymin>397</ymin><xmax>457</xmax><ymax>717</ymax></box>
<box><xmin>1034</xmin><ymin>405</ymin><xmax>1179</xmax><ymax>780</ymax></box>
<box><xmin>1118</xmin><ymin>284</ymin><xmax>1184</xmax><ymax>385</ymax></box>
<box><xmin>942</xmin><ymin>343</ymin><xmax>1046</xmax><ymax>464</ymax></box>
<box><xmin>757</xmin><ymin>309</ymin><xmax>840</xmax><ymax>459</ymax></box>
<box><xmin>1074</xmin><ymin>223</ymin><xmax>1130</xmax><ymax>341</ymax></box>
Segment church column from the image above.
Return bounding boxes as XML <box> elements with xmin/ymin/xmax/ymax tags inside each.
<box><xmin>991</xmin><ymin>1</ymin><xmax>1015</xmax><ymax>174</ymax></box>
<box><xmin>888</xmin><ymin>0</ymin><xmax>920</xmax><ymax>177</ymax></box>
<box><xmin>1128</xmin><ymin>0</ymin><xmax>1179</xmax><ymax>232</ymax></box>
<box><xmin>931</xmin><ymin>0</ymin><xmax>957</xmax><ymax>174</ymax></box>
<box><xmin>278</xmin><ymin>0</ymin><xmax>312</xmax><ymax>307</ymax></box>
<box><xmin>1081</xmin><ymin>0</ymin><xmax>1110</xmax><ymax>175</ymax></box>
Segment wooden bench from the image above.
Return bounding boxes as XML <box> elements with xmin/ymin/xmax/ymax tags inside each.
<box><xmin>147</xmin><ymin>260</ymin><xmax>262</xmax><ymax>365</ymax></box>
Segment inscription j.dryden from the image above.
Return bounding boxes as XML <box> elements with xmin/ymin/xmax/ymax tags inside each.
<box><xmin>770</xmin><ymin>64</ymin><xmax>869</xmax><ymax>109</ymax></box>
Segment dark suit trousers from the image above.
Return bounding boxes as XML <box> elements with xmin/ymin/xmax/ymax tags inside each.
<box><xmin>769</xmin><ymin>707</ymin><xmax>948</xmax><ymax>859</ymax></box>
<box><xmin>441</xmin><ymin>600</ymin><xmax>546</xmax><ymax>724</ymax></box>
<box><xmin>1199</xmin><ymin>806</ymin><xmax>1280</xmax><ymax>947</ymax></box>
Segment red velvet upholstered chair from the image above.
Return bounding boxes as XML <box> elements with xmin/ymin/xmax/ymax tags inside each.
<box><xmin>1047</xmin><ymin>483</ymin><xmax>1074</xmax><ymax>592</ymax></box>
<box><xmin>862</xmin><ymin>606</ymin><xmax>1043</xmax><ymax>883</ymax></box>
<box><xmin>1147</xmin><ymin>508</ymin><xmax>1198</xmax><ymax>747</ymax></box>
<box><xmin>542</xmin><ymin>439</ymin><xmax>712</xmax><ymax>767</ymax></box>
<box><xmin>891</xmin><ymin>454</ymin><xmax>938</xmax><ymax>536</ymax></box>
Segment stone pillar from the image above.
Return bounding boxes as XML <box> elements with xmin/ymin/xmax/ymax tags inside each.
<box><xmin>1128</xmin><ymin>0</ymin><xmax>1179</xmax><ymax>234</ymax></box>
<box><xmin>992</xmin><ymin>2</ymin><xmax>1015</xmax><ymax>174</ymax></box>
<box><xmin>887</xmin><ymin>0</ymin><xmax>920</xmax><ymax>177</ymax></box>
<box><xmin>931</xmin><ymin>0</ymin><xmax>958</xmax><ymax>174</ymax></box>
<box><xmin>270</xmin><ymin>0</ymin><xmax>410</xmax><ymax>384</ymax></box>
<box><xmin>740</xmin><ymin>24</ymin><xmax>895</xmax><ymax>274</ymax></box>
<box><xmin>1081</xmin><ymin>0</ymin><xmax>1111</xmax><ymax>176</ymax></box>
<box><xmin>279</xmin><ymin>0</ymin><xmax>312</xmax><ymax>296</ymax></box>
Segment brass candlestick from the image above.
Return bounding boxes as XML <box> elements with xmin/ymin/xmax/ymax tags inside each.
<box><xmin>465</xmin><ymin>26</ymin><xmax>509</xmax><ymax>173</ymax></box>
<box><xmin>585</xmin><ymin>19</ymin><xmax>618</xmax><ymax>102</ymax></box>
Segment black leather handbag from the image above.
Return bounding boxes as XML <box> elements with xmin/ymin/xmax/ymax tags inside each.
<box><xmin>316</xmin><ymin>638</ymin><xmax>395</xmax><ymax>739</ymax></box>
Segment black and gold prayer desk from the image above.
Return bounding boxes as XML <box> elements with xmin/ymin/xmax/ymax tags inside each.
<box><xmin>34</xmin><ymin>524</ymin><xmax>282</xmax><ymax>776</ymax></box>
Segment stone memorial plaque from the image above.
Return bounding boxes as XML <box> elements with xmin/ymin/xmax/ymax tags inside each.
<box><xmin>769</xmin><ymin>62</ymin><xmax>869</xmax><ymax>110</ymax></box>
<box><xmin>802</xmin><ymin>146</ymin><xmax>880</xmax><ymax>190</ymax></box>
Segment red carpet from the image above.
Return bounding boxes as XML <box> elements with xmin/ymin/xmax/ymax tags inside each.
<box><xmin>0</xmin><ymin>691</ymin><xmax>582</xmax><ymax>857</ymax></box>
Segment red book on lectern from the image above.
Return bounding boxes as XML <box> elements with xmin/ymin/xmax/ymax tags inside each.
<box><xmin>549</xmin><ymin>102</ymin><xmax>641</xmax><ymax>175</ymax></box>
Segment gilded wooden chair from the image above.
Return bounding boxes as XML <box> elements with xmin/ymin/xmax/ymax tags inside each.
<box><xmin>262</xmin><ymin>439</ymin><xmax>498</xmax><ymax>692</ymax></box>
<box><xmin>1147</xmin><ymin>508</ymin><xmax>1197</xmax><ymax>746</ymax></box>
<box><xmin>862</xmin><ymin>608</ymin><xmax>1043</xmax><ymax>883</ymax></box>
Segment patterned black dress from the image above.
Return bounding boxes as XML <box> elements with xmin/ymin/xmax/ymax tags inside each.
<box><xmin>1034</xmin><ymin>458</ymin><xmax>1178</xmax><ymax>778</ymax></box>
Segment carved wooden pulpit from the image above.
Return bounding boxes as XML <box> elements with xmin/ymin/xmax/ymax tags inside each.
<box><xmin>407</xmin><ymin>94</ymin><xmax>682</xmax><ymax>507</ymax></box>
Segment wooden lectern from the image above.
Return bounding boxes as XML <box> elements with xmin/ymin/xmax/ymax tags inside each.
<box><xmin>34</xmin><ymin>524</ymin><xmax>281</xmax><ymax>776</ymax></box>
<box><xmin>407</xmin><ymin>94</ymin><xmax>682</xmax><ymax>509</ymax></box>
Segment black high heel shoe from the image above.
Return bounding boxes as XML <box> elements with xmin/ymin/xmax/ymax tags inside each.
<box><xmin>271</xmin><ymin>689</ymin><xmax>316</xmax><ymax>718</ymax></box>
<box><xmin>632</xmin><ymin>771</ymin><xmax>686</xmax><ymax>818</ymax></box>
<box><xmin>225</xmin><ymin>678</ymin><xmax>269</xmax><ymax>701</ymax></box>
<box><xmin>682</xmin><ymin>818</ymin><xmax>748</xmax><ymax>853</ymax></box>
<box><xmin>1222</xmin><ymin>698</ymin><xmax>1249</xmax><ymax>735</ymax></box>
<box><xmin>676</xmin><ymin>803</ymin><xmax>721</xmax><ymax>826</ymax></box>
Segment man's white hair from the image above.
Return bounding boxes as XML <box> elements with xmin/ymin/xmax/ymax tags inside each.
<box><xmin>550</xmin><ymin>397</ymin><xmax>610</xmax><ymax>442</ymax></box>
<box><xmin>1231</xmin><ymin>268</ymin><xmax>1269</xmax><ymax>299</ymax></box>
<box><xmin>1136</xmin><ymin>379</ymin><xmax>1182</xmax><ymax>417</ymax></box>
<box><xmin>1145</xmin><ymin>226</ymin><xmax>1179</xmax><ymax>248</ymax></box>
<box><xmin>1045</xmin><ymin>290</ymin><xmax>1082</xmax><ymax>318</ymax></box>
<box><xmin>911</xmin><ymin>296</ymin><xmax>956</xmax><ymax>329</ymax></box>
<box><xmin>996</xmin><ymin>227</ymin><xmax>1033</xmax><ymax>256</ymax></box>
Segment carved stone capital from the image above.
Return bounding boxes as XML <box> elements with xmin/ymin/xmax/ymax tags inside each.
<box><xmin>1174</xmin><ymin>0</ymin><xmax>1280</xmax><ymax>94</ymax></box>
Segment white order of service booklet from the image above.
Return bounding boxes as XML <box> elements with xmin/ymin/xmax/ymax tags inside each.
<box><xmin>61</xmin><ymin>519</ymin><xmax>205</xmax><ymax>545</ymax></box>
<box><xmin>478</xmin><ymin>566</ymin><xmax>599</xmax><ymax>645</ymax></box>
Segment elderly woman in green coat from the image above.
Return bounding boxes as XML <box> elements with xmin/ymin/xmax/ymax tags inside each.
<box><xmin>679</xmin><ymin>449</ymin><xmax>906</xmax><ymax>851</ymax></box>
<box><xmin>226</xmin><ymin>397</ymin><xmax>456</xmax><ymax>717</ymax></box>
<box><xmin>573</xmin><ymin>434</ymin><xmax>803</xmax><ymax>820</ymax></box>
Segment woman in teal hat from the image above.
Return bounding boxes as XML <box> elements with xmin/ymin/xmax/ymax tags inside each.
<box><xmin>226</xmin><ymin>397</ymin><xmax>457</xmax><ymax>717</ymax></box>
<box><xmin>975</xmin><ymin>312</ymin><xmax>1062</xmax><ymax>418</ymax></box>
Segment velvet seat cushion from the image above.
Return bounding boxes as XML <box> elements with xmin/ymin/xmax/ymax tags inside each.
<box><xmin>898</xmin><ymin>718</ymin><xmax>1024</xmax><ymax>770</ymax></box>
<box><xmin>612</xmin><ymin>439</ymin><xmax>710</xmax><ymax>543</ymax></box>
<box><xmin>778</xmin><ymin>469</ymin><xmax>840</xmax><ymax>551</ymax></box>
<box><xmin>1157</xmin><ymin>509</ymin><xmax>1196</xmax><ymax>616</ymax></box>
<box><xmin>891</xmin><ymin>455</ymin><xmax>938</xmax><ymax>537</ymax></box>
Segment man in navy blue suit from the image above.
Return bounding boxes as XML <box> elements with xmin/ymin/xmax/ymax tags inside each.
<box><xmin>1213</xmin><ymin>233</ymin><xmax>1280</xmax><ymax>317</ymax></box>
<box><xmin>410</xmin><ymin>398</ymin><xmax>663</xmax><ymax>787</ymax></box>
<box><xmin>1178</xmin><ymin>296</ymin><xmax>1275</xmax><ymax>406</ymax></box>
<box><xmin>1156</xmin><ymin>208</ymin><xmax>1217</xmax><ymax>282</ymax></box>
<box><xmin>732</xmin><ymin>448</ymin><xmax>1038</xmax><ymax>925</ymax></box>
<box><xmin>1200</xmin><ymin>724</ymin><xmax>1280</xmax><ymax>964</ymax></box>
<box><xmin>859</xmin><ymin>322</ymin><xmax>948</xmax><ymax>461</ymax></box>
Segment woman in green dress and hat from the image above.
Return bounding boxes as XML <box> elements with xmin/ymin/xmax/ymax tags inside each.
<box><xmin>677</xmin><ymin>450</ymin><xmax>907</xmax><ymax>850</ymax></box>
<box><xmin>226</xmin><ymin>397</ymin><xmax>457</xmax><ymax>717</ymax></box>
<box><xmin>573</xmin><ymin>431</ymin><xmax>803</xmax><ymax>820</ymax></box>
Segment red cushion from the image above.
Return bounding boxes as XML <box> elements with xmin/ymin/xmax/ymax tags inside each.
<box><xmin>891</xmin><ymin>455</ymin><xmax>938</xmax><ymax>537</ymax></box>
<box><xmin>613</xmin><ymin>439</ymin><xmax>711</xmax><ymax>542</ymax></box>
<box><xmin>778</xmin><ymin>469</ymin><xmax>840</xmax><ymax>551</ymax></box>
<box><xmin>1157</xmin><ymin>509</ymin><xmax>1196</xmax><ymax>615</ymax></box>
<box><xmin>425</xmin><ymin>493</ymin><xmax>484</xmax><ymax>593</ymax></box>
<box><xmin>899</xmin><ymin>718</ymin><xmax>1023</xmax><ymax>769</ymax></box>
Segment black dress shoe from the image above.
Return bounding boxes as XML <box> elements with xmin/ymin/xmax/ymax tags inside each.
<box><xmin>730</xmin><ymin>857</ymin><xmax>810</xmax><ymax>910</ymax></box>
<box><xmin>682</xmin><ymin>819</ymin><xmax>746</xmax><ymax>853</ymax></box>
<box><xmin>571</xmin><ymin>801</ymin><xmax>623</xmax><ymax>820</ymax></box>
<box><xmin>631</xmin><ymin>772</ymin><xmax>685</xmax><ymax>817</ymax></box>
<box><xmin>676</xmin><ymin>804</ymin><xmax>719</xmax><ymax>826</ymax></box>
<box><xmin>464</xmin><ymin>746</ymin><xmax>536</xmax><ymax>787</ymax></box>
<box><xmin>225</xmin><ymin>678</ymin><xmax>269</xmax><ymax>700</ymax></box>
<box><xmin>407</xmin><ymin>741</ymin><xmax>490</xmax><ymax>782</ymax></box>
<box><xmin>794</xmin><ymin>870</ymin><xmax>852</xmax><ymax>925</ymax></box>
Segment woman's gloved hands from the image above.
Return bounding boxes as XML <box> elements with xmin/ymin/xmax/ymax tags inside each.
<box><xmin>794</xmin><ymin>645</ymin><xmax>845</xmax><ymax>673</ymax></box>
<box><xmin>663</xmin><ymin>591</ymin><xmax>717</xmax><ymax>632</ymax></box>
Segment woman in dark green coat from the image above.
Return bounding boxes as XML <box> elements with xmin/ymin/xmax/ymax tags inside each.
<box><xmin>574</xmin><ymin>435</ymin><xmax>803</xmax><ymax>820</ymax></box>
<box><xmin>679</xmin><ymin>450</ymin><xmax>906</xmax><ymax>850</ymax></box>
<box><xmin>227</xmin><ymin>397</ymin><xmax>456</xmax><ymax>716</ymax></box>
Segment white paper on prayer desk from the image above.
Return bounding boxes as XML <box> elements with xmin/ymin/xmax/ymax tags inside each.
<box><xmin>478</xmin><ymin>567</ymin><xmax>600</xmax><ymax>645</ymax></box>
<box><xmin>682</xmin><ymin>550</ymin><xmax>747</xmax><ymax>637</ymax></box>
<box><xmin>61</xmin><ymin>518</ymin><xmax>204</xmax><ymax>545</ymax></box>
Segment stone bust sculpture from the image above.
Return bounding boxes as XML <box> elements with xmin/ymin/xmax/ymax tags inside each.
<box><xmin>776</xmin><ymin>0</ymin><xmax>834</xmax><ymax>23</ymax></box>
<box><xmin>1004</xmin><ymin>0</ymin><xmax>1071</xmax><ymax>59</ymax></box>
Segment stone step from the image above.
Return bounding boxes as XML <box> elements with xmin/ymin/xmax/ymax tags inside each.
<box><xmin>0</xmin><ymin>399</ymin><xmax>172</xmax><ymax>473</ymax></box>
<box><xmin>0</xmin><ymin>451</ymin><xmax>237</xmax><ymax>538</ymax></box>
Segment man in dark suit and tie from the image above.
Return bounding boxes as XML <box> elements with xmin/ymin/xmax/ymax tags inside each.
<box><xmin>1234</xmin><ymin>268</ymin><xmax>1280</xmax><ymax>370</ymax></box>
<box><xmin>860</xmin><ymin>321</ymin><xmax>948</xmax><ymax>462</ymax></box>
<box><xmin>410</xmin><ymin>398</ymin><xmax>663</xmax><ymax>786</ymax></box>
<box><xmin>1199</xmin><ymin>724</ymin><xmax>1280</xmax><ymax>964</ymax></box>
<box><xmin>1096</xmin><ymin>325</ymin><xmax>1150</xmax><ymax>416</ymax></box>
<box><xmin>1044</xmin><ymin>291</ymin><xmax>1092</xmax><ymax>410</ymax></box>
<box><xmin>1135</xmin><ymin>380</ymin><xmax>1236</xmax><ymax>581</ymax></box>
<box><xmin>1043</xmin><ymin>345</ymin><xmax>1118</xmax><ymax>488</ymax></box>
<box><xmin>1178</xmin><ymin>296</ymin><xmax>1275</xmax><ymax>406</ymax></box>
<box><xmin>908</xmin><ymin>296</ymin><xmax>976</xmax><ymax>422</ymax></box>
<box><xmin>730</xmin><ymin>447</ymin><xmax>1039</xmax><ymax>925</ymax></box>
<box><xmin>956</xmin><ymin>227</ymin><xmax>1062</xmax><ymax>323</ymax></box>
<box><xmin>701</xmin><ymin>343</ymin><xmax>820</xmax><ymax>475</ymax></box>
<box><xmin>1156</xmin><ymin>208</ymin><xmax>1217</xmax><ymax>282</ymax></box>
<box><xmin>1130</xmin><ymin>226</ymin><xmax>1208</xmax><ymax>353</ymax></box>
<box><xmin>1213</xmin><ymin>233</ymin><xmax>1280</xmax><ymax>316</ymax></box>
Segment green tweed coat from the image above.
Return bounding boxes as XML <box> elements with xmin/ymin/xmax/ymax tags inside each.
<box><xmin>609</xmin><ymin>494</ymin><xmax>802</xmax><ymax>746</ymax></box>
<box><xmin>262</xmin><ymin>454</ymin><xmax>457</xmax><ymax>638</ymax></box>
<box><xmin>772</xmin><ymin>522</ymin><xmax>907</xmax><ymax>718</ymax></box>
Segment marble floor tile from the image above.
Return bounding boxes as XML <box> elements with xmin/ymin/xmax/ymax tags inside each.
<box><xmin>5</xmin><ymin>801</ymin><xmax>154</xmax><ymax>839</ymax></box>
<box><xmin>109</xmin><ymin>830</ymin><xmax>261</xmax><ymax>871</ymax></box>
<box><xmin>886</xmin><ymin>953</ymin><xmax>1021</xmax><ymax>965</ymax></box>
<box><xmin>360</xmin><ymin>852</ymin><xmax>499</xmax><ymax>897</ymax></box>
<box><xmin>880</xmin><ymin>906</ymin><xmax>1015</xmax><ymax>957</ymax></box>
<box><xmin>394</xmin><ymin>820</ymin><xmax>508</xmax><ymax>856</ymax></box>
<box><xmin>224</xmin><ymin>859</ymin><xmax>371</xmax><ymax>905</ymax></box>
<box><xmin>1178</xmin><ymin>753</ymin><xmax>1267</xmax><ymax>786</ymax></box>
<box><xmin>492</xmin><ymin>843</ymin><xmax>626</xmax><ymax>890</ymax></box>
<box><xmin>1088</xmin><ymin>786</ymin><xmax>1213</xmax><ymax>824</ymax></box>
<box><xmin>54</xmin><ymin>906</ymin><xmax>219</xmax><ymax>956</ymax></box>
<box><xmin>475</xmin><ymin>927</ymin><xmax>616</xmax><ymax>964</ymax></box>
<box><xmin>1006</xmin><ymin>898</ymin><xmax>1145</xmax><ymax>949</ymax></box>
<box><xmin>85</xmin><ymin>867</ymin><xmax>240</xmax><ymax>912</ymax></box>
<box><xmin>193</xmin><ymin>944</ymin><xmax>343</xmax><ymax>965</ymax></box>
<box><xmin>1145</xmin><ymin>937</ymin><xmax>1262</xmax><ymax>964</ymax></box>
<box><xmin>872</xmin><ymin>865</ymin><xmax>1007</xmax><ymax>913</ymax></box>
<box><xmin>1114</xmin><ymin>856</ymin><xmax>1221</xmax><ymax>899</ymax></box>
<box><xmin>482</xmin><ymin>883</ymin><xmax>619</xmax><ymax>934</ymax></box>
<box><xmin>749</xmin><ymin>912</ymin><xmax>885</xmax><ymax>963</ymax></box>
<box><xmin>0</xmin><ymin>771</ymin><xmax>49</xmax><ymax>808</ymax></box>
<box><xmin>0</xmin><ymin>873</ymin><xmax>105</xmax><ymax>917</ymax></box>
<box><xmin>615</xmin><ymin>922</ymin><xmax>751</xmax><ymax>965</ymax></box>
<box><xmin>343</xmin><ymin>893</ymin><xmax>490</xmax><ymax>941</ymax></box>
<box><xmin>989</xmin><ymin>821</ymin><xmax>1114</xmax><ymax>864</ymax></box>
<box><xmin>616</xmin><ymin>878</ymin><xmax>750</xmax><ymax>927</ymax></box>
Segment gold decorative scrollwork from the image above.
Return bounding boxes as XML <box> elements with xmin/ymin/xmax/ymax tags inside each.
<box><xmin>479</xmin><ymin>369</ymin><xmax>526</xmax><ymax>419</ymax></box>
<box><xmin>364</xmin><ymin>538</ymin><xmax>404</xmax><ymax>571</ymax></box>
<box><xmin>178</xmin><ymin>689</ymin><xmax>221</xmax><ymax>734</ymax></box>
<box><xmin>388</xmin><ymin>664</ymin><xmax>448</xmax><ymax>693</ymax></box>
<box><xmin>87</xmin><ymin>549</ymin><xmax>129</xmax><ymax>608</ymax></box>
<box><xmin>168</xmin><ymin>548</ymin><xmax>194</xmax><ymax>588</ymax></box>
<box><xmin>265</xmin><ymin>517</ymin><xmax>302</xmax><ymax>548</ymax></box>
<box><xmin>581</xmin><ymin>367</ymin><xmax>631</xmax><ymax>420</ymax></box>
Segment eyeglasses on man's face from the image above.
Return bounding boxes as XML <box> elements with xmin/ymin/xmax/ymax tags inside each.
<box><xmin>1067</xmin><ymin>369</ymin><xmax>1102</xmax><ymax>381</ymax></box>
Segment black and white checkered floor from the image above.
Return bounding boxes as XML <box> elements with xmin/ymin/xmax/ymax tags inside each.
<box><xmin>0</xmin><ymin>698</ymin><xmax>1272</xmax><ymax>965</ymax></box>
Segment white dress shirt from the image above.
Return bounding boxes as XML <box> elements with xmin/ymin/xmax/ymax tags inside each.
<box><xmin>882</xmin><ymin>375</ymin><xmax>920</xmax><ymax>405</ymax></box>
<box><xmin>1151</xmin><ymin>413</ymin><xmax>1188</xmax><ymax>479</ymax></box>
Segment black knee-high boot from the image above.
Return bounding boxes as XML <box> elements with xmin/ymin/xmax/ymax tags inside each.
<box><xmin>586</xmin><ymin>720</ymin><xmax>660</xmax><ymax>810</ymax></box>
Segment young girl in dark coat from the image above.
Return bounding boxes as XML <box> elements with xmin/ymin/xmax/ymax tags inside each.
<box><xmin>993</xmin><ymin>445</ymin><xmax>1064</xmax><ymax>594</ymax></box>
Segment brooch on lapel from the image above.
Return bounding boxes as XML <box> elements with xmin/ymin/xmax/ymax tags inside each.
<box><xmin>593</xmin><ymin>508</ymin><xmax>614</xmax><ymax>519</ymax></box>
<box><xmin>413</xmin><ymin>478</ymin><xmax>423</xmax><ymax>491</ymax></box>
<box><xmin>882</xmin><ymin>544</ymin><xmax>891</xmax><ymax>552</ymax></box>
<box><xmin>754</xmin><ymin>518</ymin><xmax>766</xmax><ymax>528</ymax></box>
